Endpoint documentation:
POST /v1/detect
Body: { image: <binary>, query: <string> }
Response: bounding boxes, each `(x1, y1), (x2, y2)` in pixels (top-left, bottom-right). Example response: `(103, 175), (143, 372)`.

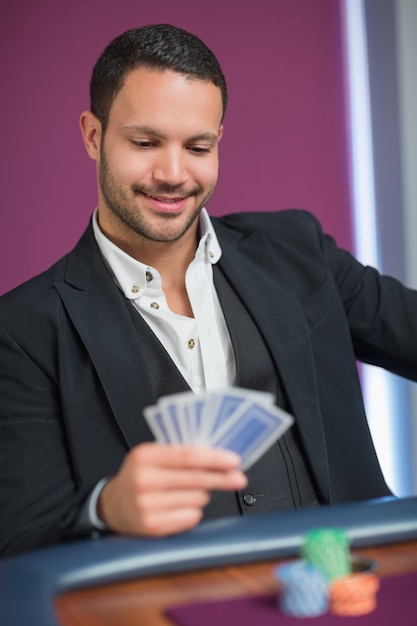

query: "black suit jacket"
(1, 209), (415, 556)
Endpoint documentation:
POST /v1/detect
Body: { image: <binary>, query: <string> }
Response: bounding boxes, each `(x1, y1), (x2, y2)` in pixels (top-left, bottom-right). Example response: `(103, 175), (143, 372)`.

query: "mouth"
(145, 193), (187, 204)
(140, 191), (190, 213)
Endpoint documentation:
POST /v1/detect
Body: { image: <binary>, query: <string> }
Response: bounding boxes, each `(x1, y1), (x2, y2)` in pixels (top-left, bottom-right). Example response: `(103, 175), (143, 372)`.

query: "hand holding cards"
(144, 388), (294, 471)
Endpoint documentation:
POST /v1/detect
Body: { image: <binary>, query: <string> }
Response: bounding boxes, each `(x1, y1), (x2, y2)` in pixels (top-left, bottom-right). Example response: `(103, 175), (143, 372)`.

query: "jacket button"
(243, 493), (256, 506)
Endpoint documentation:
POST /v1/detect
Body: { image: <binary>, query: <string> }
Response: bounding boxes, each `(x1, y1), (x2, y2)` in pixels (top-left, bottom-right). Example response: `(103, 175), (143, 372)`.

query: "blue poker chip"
(275, 560), (329, 617)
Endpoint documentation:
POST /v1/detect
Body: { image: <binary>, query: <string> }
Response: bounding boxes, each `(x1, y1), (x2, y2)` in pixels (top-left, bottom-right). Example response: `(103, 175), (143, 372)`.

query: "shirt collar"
(92, 208), (222, 300)
(197, 207), (222, 264)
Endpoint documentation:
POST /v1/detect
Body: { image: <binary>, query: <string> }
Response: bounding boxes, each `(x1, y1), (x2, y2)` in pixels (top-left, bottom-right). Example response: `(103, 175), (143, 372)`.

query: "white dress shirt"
(92, 208), (236, 393)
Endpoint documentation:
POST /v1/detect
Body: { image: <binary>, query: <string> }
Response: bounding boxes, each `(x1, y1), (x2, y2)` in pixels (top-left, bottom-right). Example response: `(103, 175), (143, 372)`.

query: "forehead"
(108, 67), (223, 130)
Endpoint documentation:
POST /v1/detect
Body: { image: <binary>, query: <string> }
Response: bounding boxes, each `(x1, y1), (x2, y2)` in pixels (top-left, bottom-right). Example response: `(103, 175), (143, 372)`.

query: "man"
(0, 24), (415, 558)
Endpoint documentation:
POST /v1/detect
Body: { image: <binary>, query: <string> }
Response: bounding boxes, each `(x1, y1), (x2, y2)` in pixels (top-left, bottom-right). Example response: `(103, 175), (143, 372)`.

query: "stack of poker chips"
(330, 565), (380, 616)
(276, 560), (329, 618)
(275, 528), (380, 618)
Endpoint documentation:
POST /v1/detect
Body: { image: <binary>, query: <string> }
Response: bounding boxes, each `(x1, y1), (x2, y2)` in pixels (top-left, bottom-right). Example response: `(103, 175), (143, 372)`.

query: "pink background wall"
(0, 0), (352, 295)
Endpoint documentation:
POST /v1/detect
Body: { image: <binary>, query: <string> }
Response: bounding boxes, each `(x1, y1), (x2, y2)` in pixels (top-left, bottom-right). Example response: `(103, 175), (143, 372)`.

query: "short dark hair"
(90, 24), (228, 131)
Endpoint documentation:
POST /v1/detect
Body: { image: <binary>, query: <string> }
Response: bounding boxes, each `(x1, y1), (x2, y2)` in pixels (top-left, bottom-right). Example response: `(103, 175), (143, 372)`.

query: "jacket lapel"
(214, 220), (330, 501)
(55, 224), (156, 448)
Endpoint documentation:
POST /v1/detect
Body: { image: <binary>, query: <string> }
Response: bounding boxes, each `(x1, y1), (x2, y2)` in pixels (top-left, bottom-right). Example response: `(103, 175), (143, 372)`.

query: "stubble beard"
(98, 148), (216, 244)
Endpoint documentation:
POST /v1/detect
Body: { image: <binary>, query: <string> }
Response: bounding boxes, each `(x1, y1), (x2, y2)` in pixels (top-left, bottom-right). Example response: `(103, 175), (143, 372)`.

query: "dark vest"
(124, 264), (320, 520)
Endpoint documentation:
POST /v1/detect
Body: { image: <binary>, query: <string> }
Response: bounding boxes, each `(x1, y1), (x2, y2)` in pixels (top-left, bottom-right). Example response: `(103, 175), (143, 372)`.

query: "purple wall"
(0, 0), (352, 295)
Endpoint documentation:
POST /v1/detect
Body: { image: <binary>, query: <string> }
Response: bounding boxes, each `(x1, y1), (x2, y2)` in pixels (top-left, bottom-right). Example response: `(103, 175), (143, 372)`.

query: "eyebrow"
(122, 125), (219, 144)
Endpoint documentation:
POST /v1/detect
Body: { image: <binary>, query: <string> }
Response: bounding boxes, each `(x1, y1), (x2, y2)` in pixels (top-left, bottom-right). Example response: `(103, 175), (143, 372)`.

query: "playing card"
(157, 397), (184, 444)
(209, 399), (293, 470)
(200, 388), (275, 442)
(142, 405), (171, 444)
(157, 391), (206, 443)
(143, 387), (293, 471)
(180, 395), (207, 443)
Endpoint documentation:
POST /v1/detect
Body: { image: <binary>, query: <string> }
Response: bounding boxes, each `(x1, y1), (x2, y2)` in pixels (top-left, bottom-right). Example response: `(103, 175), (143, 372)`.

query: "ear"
(79, 111), (102, 160)
(218, 124), (224, 143)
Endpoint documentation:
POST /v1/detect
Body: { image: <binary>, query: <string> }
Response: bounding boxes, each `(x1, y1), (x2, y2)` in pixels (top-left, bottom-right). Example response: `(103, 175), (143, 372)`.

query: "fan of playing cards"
(143, 388), (294, 471)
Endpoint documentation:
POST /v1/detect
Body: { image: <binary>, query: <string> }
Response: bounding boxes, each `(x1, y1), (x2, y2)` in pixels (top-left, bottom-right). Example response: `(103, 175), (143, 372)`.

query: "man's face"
(94, 67), (223, 250)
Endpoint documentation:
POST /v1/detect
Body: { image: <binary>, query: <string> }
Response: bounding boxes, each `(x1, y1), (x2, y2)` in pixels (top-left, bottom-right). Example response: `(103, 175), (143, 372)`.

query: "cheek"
(110, 154), (150, 183)
(192, 157), (219, 187)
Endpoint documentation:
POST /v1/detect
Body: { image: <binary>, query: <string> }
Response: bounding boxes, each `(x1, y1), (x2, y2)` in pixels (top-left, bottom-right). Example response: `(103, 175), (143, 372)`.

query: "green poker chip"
(302, 528), (351, 581)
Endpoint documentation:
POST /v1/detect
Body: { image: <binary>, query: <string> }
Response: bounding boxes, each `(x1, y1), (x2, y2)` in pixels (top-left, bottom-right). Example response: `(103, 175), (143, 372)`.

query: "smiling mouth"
(144, 193), (186, 204)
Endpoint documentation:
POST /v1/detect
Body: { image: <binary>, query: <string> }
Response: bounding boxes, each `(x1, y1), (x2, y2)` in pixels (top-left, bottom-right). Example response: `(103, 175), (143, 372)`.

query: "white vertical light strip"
(395, 0), (417, 493)
(342, 0), (397, 492)
(344, 1), (378, 268)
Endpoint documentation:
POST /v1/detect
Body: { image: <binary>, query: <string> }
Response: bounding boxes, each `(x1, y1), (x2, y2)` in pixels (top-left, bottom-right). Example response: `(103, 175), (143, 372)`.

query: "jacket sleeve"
(0, 326), (99, 557)
(319, 224), (417, 381)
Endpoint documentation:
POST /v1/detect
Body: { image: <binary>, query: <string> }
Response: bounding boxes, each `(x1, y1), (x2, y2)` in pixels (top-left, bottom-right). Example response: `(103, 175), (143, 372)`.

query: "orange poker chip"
(330, 573), (379, 616)
(331, 598), (377, 616)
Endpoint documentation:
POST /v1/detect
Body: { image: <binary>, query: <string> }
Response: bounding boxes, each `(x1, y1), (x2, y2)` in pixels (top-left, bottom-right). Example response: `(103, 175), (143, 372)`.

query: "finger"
(134, 488), (210, 513)
(132, 466), (247, 492)
(138, 507), (205, 537)
(130, 443), (242, 471)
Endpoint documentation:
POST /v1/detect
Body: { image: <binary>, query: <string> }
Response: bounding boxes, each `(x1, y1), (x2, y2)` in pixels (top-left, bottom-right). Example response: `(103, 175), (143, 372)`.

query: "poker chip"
(330, 571), (380, 616)
(274, 531), (380, 618)
(275, 560), (329, 617)
(302, 528), (351, 581)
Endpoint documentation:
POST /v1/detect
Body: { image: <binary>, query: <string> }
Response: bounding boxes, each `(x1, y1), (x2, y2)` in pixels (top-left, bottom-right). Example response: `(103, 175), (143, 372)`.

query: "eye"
(188, 146), (211, 154)
(130, 140), (156, 148)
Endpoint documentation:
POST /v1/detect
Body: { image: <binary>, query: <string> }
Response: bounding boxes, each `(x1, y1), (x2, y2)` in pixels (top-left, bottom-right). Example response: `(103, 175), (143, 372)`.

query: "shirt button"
(131, 285), (140, 294)
(150, 302), (160, 309)
(188, 338), (196, 349)
(146, 271), (153, 282)
(243, 493), (256, 506)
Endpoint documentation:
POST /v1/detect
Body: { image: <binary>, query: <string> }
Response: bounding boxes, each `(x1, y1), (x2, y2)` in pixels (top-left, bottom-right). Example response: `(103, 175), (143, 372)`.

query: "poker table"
(1, 496), (417, 626)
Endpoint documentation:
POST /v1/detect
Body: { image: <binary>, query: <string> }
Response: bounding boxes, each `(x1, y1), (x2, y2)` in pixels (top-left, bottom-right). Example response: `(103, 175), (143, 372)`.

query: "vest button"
(243, 493), (256, 506)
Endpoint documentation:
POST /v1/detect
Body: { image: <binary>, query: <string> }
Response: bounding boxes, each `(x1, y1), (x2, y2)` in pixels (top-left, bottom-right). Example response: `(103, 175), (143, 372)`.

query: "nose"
(152, 146), (188, 186)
